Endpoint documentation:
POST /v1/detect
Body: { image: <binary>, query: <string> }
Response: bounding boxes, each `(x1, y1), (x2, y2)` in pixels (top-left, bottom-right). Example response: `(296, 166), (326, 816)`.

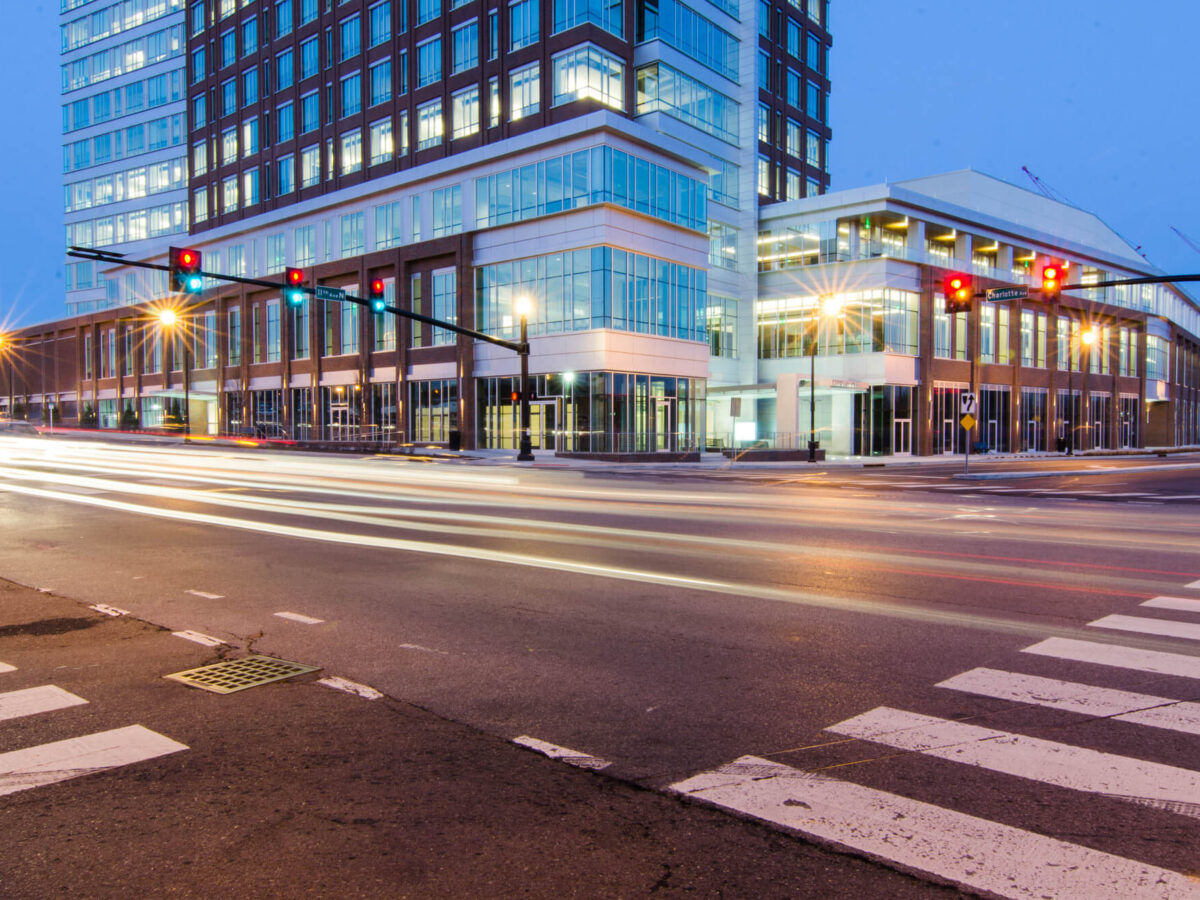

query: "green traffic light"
(371, 299), (386, 313)
(184, 275), (204, 293)
(287, 290), (305, 306)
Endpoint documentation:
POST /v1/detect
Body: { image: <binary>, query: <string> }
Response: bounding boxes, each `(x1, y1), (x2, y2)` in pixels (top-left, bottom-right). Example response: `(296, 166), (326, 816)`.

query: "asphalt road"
(2, 435), (1199, 897)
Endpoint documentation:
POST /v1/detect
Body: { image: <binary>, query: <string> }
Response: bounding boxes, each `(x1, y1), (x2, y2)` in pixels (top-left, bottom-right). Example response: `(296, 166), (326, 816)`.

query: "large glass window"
(369, 118), (393, 165)
(475, 145), (706, 232)
(635, 63), (738, 144)
(432, 270), (457, 345)
(634, 0), (733, 78)
(340, 129), (362, 174)
(554, 0), (622, 39)
(756, 290), (920, 359)
(369, 1), (392, 45)
(417, 99), (443, 149)
(301, 36), (319, 78)
(417, 0), (441, 25)
(432, 185), (462, 236)
(510, 0), (539, 49)
(340, 14), (361, 60)
(417, 36), (442, 87)
(341, 72), (362, 117)
(476, 246), (707, 342)
(510, 64), (541, 120)
(552, 44), (624, 110)
(451, 86), (479, 139)
(370, 58), (392, 105)
(452, 20), (478, 73)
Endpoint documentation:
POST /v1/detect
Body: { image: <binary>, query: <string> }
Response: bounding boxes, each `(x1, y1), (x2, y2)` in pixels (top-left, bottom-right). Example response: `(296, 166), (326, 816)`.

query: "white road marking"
(171, 630), (226, 647)
(0, 663), (15, 674)
(1100, 492), (1156, 498)
(0, 725), (188, 797)
(1088, 614), (1200, 642)
(1189, 579), (1200, 590)
(0, 686), (88, 723)
(1143, 596), (1200, 614)
(938, 668), (1200, 736)
(513, 736), (610, 770)
(669, 756), (1196, 900)
(89, 604), (128, 617)
(1024, 637), (1200, 680)
(274, 611), (324, 625)
(184, 590), (224, 600)
(318, 676), (382, 700)
(397, 642), (448, 655)
(828, 707), (1200, 812)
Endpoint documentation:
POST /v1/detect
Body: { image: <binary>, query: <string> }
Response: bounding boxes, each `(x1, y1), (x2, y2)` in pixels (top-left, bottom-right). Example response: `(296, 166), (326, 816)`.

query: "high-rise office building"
(60, 0), (190, 316)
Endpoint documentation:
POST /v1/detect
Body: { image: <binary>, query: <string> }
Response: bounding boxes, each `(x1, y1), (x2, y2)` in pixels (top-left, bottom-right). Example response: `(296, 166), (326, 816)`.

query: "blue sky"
(2, 0), (1197, 329)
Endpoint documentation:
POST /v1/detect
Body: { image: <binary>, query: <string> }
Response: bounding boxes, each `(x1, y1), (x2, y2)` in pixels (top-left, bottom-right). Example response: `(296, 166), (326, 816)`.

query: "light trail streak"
(0, 477), (1174, 646)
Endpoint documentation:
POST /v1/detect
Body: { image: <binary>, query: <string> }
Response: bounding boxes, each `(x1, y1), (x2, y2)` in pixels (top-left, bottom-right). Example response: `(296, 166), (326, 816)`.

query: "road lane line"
(1142, 596), (1200, 614)
(0, 663), (15, 674)
(0, 686), (88, 722)
(318, 676), (382, 700)
(0, 725), (188, 797)
(184, 590), (224, 600)
(938, 668), (1200, 736)
(668, 756), (1196, 900)
(171, 630), (226, 647)
(1023, 637), (1200, 679)
(827, 707), (1200, 812)
(1088, 614), (1200, 642)
(274, 611), (324, 625)
(513, 736), (610, 770)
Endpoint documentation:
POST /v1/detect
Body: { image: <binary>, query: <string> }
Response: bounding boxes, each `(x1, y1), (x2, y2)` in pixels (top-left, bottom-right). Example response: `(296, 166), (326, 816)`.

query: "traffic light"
(1041, 263), (1065, 300)
(169, 247), (203, 294)
(943, 272), (972, 314)
(284, 267), (306, 306)
(368, 278), (386, 313)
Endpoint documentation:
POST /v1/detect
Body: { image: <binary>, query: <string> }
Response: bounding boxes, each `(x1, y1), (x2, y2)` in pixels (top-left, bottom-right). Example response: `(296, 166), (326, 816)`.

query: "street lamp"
(809, 295), (843, 462)
(157, 308), (189, 438)
(1065, 323), (1098, 455)
(514, 295), (534, 461)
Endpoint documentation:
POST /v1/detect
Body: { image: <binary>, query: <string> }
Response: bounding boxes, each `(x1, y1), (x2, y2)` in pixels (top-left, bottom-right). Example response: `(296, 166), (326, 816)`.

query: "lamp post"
(515, 295), (534, 461)
(809, 295), (842, 462)
(1066, 323), (1098, 455)
(158, 309), (189, 439)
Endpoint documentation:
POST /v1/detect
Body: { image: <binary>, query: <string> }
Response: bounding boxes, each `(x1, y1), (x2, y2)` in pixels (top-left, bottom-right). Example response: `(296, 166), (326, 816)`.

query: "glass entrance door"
(530, 399), (556, 450)
(892, 419), (911, 455)
(652, 397), (676, 451)
(328, 403), (353, 441)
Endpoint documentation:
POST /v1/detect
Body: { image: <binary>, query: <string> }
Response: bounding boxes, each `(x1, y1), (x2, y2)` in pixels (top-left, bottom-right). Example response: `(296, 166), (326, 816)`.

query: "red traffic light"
(286, 267), (305, 285)
(370, 278), (385, 296)
(169, 246), (203, 294)
(942, 272), (972, 314)
(1041, 263), (1064, 299)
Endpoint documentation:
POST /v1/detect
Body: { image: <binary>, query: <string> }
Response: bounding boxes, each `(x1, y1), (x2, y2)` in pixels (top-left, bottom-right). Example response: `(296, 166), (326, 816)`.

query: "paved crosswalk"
(0, 661), (187, 799)
(672, 581), (1200, 896)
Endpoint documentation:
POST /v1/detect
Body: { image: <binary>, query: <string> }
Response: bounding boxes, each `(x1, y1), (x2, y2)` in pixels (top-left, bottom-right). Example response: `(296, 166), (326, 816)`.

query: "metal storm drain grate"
(165, 655), (321, 694)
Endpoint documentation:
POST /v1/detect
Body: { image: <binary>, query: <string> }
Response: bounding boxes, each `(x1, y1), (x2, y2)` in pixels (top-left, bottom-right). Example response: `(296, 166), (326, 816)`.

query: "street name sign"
(314, 285), (346, 302)
(985, 287), (1029, 302)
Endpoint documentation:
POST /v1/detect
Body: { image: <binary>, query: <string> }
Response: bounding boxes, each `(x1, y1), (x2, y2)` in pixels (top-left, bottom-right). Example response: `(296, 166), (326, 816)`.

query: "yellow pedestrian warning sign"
(960, 414), (977, 431)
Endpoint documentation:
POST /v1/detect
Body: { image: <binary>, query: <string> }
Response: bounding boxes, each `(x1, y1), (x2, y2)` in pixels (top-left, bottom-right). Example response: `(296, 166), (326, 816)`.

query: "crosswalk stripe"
(0, 686), (88, 723)
(1189, 579), (1200, 590)
(827, 707), (1200, 812)
(1143, 596), (1200, 614)
(1023, 637), (1200, 680)
(513, 736), (610, 770)
(0, 725), (188, 797)
(669, 756), (1196, 899)
(938, 668), (1200, 736)
(1088, 614), (1200, 642)
(0, 663), (14, 674)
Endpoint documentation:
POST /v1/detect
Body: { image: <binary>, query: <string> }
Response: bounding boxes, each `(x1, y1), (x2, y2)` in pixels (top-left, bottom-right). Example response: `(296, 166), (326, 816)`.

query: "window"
(418, 0), (441, 25)
(398, 109), (410, 155)
(375, 200), (402, 249)
(451, 86), (479, 139)
(369, 2), (391, 45)
(242, 117), (259, 156)
(509, 63), (540, 120)
(278, 100), (295, 142)
(192, 140), (208, 176)
(220, 29), (236, 68)
(340, 299), (360, 354)
(295, 224), (316, 264)
(757, 103), (769, 143)
(417, 99), (443, 149)
(266, 300), (281, 362)
(785, 119), (801, 157)
(193, 94), (208, 128)
(369, 118), (393, 165)
(806, 79), (823, 121)
(277, 154), (295, 194)
(369, 59), (391, 105)
(191, 47), (206, 83)
(228, 308), (242, 364)
(191, 2), (206, 36)
(241, 17), (257, 56)
(489, 76), (500, 126)
(374, 280), (397, 351)
(243, 68), (258, 106)
(432, 269), (456, 345)
(510, 0), (539, 49)
(221, 78), (237, 115)
(341, 72), (361, 117)
(552, 44), (623, 110)
(301, 144), (320, 186)
(807, 32), (823, 72)
(293, 302), (310, 359)
(452, 20), (478, 74)
(757, 156), (770, 196)
(340, 14), (361, 60)
(553, 0), (623, 38)
(786, 169), (800, 200)
(276, 0), (293, 36)
(398, 49), (409, 94)
(417, 37), (441, 87)
(635, 63), (738, 144)
(193, 186), (208, 222)
(300, 0), (317, 25)
(341, 212), (365, 257)
(432, 184), (462, 236)
(243, 168), (260, 205)
(806, 129), (821, 167)
(301, 36), (319, 79)
(222, 126), (238, 164)
(300, 91), (319, 133)
(266, 233), (286, 274)
(340, 129), (362, 174)
(488, 9), (499, 59)
(222, 174), (238, 211)
(277, 48), (295, 89)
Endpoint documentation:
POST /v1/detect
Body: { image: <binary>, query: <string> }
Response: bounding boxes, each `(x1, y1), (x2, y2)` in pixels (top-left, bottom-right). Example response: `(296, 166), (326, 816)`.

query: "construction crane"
(1170, 226), (1200, 257)
(1021, 166), (1072, 205)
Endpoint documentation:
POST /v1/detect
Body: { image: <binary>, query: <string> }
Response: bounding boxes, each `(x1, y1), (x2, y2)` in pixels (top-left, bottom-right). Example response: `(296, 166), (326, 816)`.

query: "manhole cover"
(165, 655), (321, 694)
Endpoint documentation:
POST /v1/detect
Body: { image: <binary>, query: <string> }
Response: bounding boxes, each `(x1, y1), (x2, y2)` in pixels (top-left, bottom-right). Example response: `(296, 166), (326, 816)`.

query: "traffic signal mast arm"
(68, 245), (526, 354)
